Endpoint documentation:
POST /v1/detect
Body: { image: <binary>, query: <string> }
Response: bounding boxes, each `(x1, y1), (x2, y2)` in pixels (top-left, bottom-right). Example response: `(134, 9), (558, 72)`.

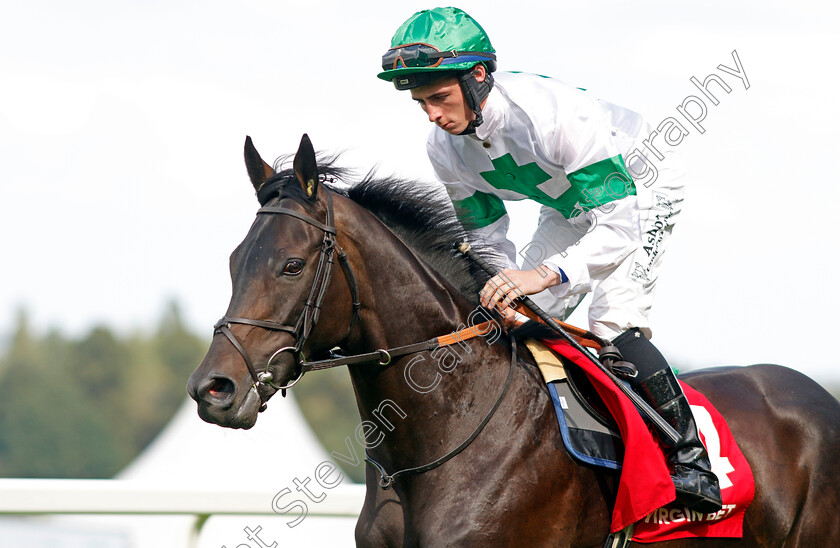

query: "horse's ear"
(293, 134), (319, 201)
(244, 136), (275, 193)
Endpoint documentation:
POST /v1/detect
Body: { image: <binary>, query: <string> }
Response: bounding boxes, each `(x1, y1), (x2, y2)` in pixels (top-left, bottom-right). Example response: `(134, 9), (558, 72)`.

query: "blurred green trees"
(2, 305), (837, 483)
(0, 303), (205, 478)
(0, 303), (363, 480)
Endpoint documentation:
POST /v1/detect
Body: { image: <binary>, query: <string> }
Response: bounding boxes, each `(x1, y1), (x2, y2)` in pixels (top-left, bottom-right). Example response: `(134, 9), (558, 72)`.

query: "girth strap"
(604, 523), (636, 548)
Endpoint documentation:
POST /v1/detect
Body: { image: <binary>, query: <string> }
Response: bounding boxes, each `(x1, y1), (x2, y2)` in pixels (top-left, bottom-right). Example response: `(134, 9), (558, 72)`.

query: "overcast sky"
(2, 0), (839, 382)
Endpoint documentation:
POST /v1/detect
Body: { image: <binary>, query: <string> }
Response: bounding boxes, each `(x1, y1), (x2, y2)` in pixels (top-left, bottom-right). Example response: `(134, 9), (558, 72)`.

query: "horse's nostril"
(207, 377), (235, 399)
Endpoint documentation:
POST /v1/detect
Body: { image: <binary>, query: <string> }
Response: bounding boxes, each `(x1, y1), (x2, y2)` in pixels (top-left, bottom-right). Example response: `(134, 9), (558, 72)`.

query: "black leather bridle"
(213, 189), (360, 394)
(208, 182), (522, 492)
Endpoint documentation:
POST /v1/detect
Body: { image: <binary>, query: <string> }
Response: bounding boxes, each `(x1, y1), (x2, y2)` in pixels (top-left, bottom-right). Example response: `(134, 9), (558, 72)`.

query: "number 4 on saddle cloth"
(525, 339), (756, 542)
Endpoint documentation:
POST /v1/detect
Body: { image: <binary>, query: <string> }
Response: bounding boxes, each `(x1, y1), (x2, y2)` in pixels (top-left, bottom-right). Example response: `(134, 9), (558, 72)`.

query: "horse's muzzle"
(188, 371), (261, 429)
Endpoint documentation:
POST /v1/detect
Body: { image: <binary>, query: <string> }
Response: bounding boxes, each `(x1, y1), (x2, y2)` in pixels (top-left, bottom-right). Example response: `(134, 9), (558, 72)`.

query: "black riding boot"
(613, 329), (722, 514)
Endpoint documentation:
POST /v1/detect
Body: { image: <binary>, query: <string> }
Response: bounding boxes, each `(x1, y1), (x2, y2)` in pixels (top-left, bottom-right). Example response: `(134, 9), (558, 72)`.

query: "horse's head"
(187, 135), (355, 429)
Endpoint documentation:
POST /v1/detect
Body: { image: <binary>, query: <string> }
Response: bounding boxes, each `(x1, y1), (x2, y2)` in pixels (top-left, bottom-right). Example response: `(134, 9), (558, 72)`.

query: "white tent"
(119, 394), (331, 482)
(117, 394), (361, 548)
(118, 391), (355, 548)
(1, 395), (362, 548)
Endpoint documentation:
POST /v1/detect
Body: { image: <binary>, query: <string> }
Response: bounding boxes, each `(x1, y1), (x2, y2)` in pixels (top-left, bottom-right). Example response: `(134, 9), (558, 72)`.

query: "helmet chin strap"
(458, 67), (494, 135)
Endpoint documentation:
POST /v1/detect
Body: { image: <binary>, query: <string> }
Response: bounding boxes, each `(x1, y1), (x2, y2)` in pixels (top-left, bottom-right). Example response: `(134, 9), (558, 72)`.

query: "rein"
(365, 336), (518, 490)
(300, 319), (498, 372)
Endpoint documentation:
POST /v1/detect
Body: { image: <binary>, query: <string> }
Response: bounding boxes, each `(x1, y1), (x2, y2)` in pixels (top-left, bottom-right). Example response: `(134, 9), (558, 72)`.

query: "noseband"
(213, 189), (360, 395)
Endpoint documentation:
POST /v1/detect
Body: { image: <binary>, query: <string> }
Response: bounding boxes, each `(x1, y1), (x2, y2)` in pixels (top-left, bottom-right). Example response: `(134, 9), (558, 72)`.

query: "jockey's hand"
(479, 266), (562, 325)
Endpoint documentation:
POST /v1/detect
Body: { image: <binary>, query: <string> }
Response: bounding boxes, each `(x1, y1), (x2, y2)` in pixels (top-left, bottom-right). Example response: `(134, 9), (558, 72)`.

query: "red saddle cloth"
(541, 339), (755, 541)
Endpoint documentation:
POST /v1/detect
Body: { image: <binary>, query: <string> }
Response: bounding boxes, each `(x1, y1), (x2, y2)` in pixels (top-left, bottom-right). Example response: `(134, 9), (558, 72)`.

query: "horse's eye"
(283, 259), (305, 276)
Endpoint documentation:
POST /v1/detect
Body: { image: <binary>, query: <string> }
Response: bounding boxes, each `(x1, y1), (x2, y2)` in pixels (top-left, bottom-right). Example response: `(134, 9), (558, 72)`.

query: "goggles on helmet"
(381, 42), (497, 72)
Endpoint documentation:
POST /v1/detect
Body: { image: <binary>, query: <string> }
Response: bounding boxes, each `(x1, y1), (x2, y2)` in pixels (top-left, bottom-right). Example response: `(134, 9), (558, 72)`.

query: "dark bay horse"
(188, 135), (840, 547)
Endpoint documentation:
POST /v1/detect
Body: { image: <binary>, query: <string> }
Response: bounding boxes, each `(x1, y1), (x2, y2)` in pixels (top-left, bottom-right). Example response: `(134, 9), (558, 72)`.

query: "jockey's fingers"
(489, 295), (511, 315)
(502, 306), (518, 326)
(486, 275), (507, 292)
(479, 281), (494, 306)
(480, 283), (500, 307)
(488, 288), (507, 311)
(480, 275), (523, 316)
(483, 278), (504, 298)
(495, 271), (520, 289)
(501, 290), (520, 309)
(486, 288), (510, 314)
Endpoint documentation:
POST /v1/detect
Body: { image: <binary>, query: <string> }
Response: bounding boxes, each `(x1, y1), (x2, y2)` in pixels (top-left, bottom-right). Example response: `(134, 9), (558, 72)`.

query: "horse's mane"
(263, 155), (503, 304)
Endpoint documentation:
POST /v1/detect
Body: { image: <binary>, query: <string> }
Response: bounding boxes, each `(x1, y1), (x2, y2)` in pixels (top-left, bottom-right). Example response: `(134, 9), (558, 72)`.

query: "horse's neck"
(343, 209), (472, 351)
(339, 207), (513, 467)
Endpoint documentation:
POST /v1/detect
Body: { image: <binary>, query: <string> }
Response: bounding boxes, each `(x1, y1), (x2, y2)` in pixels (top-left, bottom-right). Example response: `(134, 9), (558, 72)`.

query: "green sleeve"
(565, 154), (636, 211)
(451, 190), (507, 229)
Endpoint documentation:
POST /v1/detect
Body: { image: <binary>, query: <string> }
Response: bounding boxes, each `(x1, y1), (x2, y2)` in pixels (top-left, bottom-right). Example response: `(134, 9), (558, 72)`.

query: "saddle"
(525, 339), (624, 470)
(523, 338), (756, 543)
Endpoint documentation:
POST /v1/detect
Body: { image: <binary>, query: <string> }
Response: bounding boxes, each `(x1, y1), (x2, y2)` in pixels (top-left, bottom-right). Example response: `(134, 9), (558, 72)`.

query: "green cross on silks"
(479, 153), (634, 219)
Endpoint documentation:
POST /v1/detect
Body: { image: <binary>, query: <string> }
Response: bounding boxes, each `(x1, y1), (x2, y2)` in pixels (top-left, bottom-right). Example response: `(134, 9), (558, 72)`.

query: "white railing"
(0, 479), (366, 547)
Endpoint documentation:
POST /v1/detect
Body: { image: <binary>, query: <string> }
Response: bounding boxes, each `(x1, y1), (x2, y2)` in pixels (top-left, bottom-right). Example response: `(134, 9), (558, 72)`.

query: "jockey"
(378, 7), (722, 513)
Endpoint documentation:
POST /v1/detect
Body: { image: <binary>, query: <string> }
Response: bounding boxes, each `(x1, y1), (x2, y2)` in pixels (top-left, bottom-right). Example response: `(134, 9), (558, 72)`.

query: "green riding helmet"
(378, 7), (497, 133)
(377, 7), (496, 90)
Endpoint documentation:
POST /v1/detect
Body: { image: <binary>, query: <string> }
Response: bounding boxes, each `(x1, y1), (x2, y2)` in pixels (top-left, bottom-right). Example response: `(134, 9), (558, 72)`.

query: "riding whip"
(455, 241), (682, 446)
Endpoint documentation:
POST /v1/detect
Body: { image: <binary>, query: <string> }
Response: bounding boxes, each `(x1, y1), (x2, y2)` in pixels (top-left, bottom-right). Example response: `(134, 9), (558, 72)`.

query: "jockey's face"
(410, 66), (486, 135)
